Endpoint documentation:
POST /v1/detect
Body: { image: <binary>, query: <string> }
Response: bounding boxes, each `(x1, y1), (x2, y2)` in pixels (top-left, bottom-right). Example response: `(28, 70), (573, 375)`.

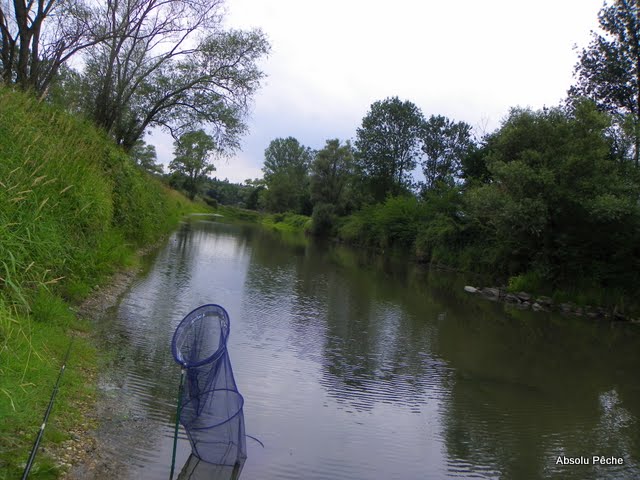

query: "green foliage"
(373, 196), (426, 248)
(461, 143), (492, 185)
(415, 215), (459, 262)
(465, 101), (640, 289)
(78, 1), (269, 150)
(420, 115), (474, 192)
(262, 137), (312, 213)
(204, 178), (253, 206)
(0, 87), (205, 475)
(170, 130), (217, 200)
(355, 97), (424, 202)
(569, 0), (640, 165)
(311, 203), (337, 236)
(310, 139), (355, 214)
(216, 205), (261, 223)
(130, 140), (163, 175)
(244, 181), (265, 210)
(338, 196), (426, 250)
(262, 212), (311, 233)
(507, 271), (548, 294)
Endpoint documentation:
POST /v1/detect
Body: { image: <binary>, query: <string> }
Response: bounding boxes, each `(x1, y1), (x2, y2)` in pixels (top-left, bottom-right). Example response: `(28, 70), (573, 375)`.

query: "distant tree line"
(251, 0), (640, 304)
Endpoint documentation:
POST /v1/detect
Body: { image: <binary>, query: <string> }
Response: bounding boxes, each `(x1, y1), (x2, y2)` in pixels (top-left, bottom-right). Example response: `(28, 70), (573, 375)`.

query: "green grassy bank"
(0, 87), (208, 478)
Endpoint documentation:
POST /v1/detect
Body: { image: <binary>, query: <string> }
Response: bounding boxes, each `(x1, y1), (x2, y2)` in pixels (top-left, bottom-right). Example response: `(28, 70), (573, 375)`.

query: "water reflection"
(177, 454), (244, 480)
(94, 218), (640, 479)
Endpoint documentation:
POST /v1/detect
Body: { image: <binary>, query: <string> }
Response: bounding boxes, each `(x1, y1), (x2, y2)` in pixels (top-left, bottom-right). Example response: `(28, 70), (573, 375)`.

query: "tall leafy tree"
(0, 0), (99, 94)
(355, 97), (424, 202)
(262, 137), (312, 213)
(569, 0), (640, 165)
(310, 139), (355, 212)
(130, 140), (163, 175)
(77, 0), (269, 151)
(169, 130), (216, 199)
(420, 115), (474, 192)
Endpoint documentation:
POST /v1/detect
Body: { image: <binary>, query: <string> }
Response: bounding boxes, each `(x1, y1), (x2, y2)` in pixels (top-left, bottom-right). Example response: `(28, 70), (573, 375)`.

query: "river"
(89, 216), (640, 479)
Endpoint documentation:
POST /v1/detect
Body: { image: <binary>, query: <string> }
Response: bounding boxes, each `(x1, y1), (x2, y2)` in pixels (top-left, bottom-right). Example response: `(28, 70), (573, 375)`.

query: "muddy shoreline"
(57, 241), (166, 479)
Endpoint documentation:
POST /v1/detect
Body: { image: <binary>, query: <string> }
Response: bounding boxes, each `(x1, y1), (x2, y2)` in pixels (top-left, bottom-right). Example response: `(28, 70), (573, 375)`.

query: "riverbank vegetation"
(250, 100), (640, 313)
(217, 0), (640, 314)
(0, 88), (209, 477)
(1, 0), (269, 475)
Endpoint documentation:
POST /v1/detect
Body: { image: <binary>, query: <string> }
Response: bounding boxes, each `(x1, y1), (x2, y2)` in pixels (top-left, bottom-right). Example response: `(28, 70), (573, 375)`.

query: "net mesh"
(172, 304), (247, 467)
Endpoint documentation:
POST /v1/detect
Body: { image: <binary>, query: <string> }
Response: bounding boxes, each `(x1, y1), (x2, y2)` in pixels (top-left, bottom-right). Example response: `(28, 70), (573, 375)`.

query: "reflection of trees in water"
(436, 305), (640, 479)
(245, 233), (449, 412)
(317, 259), (453, 413)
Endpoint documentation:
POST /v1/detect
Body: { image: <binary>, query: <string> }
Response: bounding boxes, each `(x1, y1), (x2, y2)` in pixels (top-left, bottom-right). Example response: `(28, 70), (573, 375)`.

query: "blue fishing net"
(172, 304), (247, 468)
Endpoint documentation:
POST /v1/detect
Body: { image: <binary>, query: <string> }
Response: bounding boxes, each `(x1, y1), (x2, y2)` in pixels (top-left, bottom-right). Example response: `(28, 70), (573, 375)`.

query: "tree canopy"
(169, 129), (217, 199)
(466, 101), (640, 285)
(310, 139), (355, 213)
(0, 0), (98, 94)
(420, 115), (474, 192)
(1, 0), (270, 153)
(130, 140), (163, 175)
(81, 0), (269, 151)
(569, 0), (640, 165)
(262, 137), (313, 213)
(355, 97), (424, 202)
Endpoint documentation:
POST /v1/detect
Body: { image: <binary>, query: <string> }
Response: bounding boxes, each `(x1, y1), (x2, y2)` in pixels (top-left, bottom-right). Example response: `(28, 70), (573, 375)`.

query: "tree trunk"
(633, 0), (640, 168)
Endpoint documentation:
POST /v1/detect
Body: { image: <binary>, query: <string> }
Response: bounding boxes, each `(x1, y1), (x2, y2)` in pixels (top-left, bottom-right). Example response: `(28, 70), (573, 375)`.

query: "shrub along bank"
(0, 87), (208, 478)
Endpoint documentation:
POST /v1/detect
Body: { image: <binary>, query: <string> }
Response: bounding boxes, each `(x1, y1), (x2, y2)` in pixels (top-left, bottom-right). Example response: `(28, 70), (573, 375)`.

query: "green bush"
(373, 196), (425, 248)
(311, 203), (336, 236)
(507, 271), (548, 294)
(415, 215), (458, 261)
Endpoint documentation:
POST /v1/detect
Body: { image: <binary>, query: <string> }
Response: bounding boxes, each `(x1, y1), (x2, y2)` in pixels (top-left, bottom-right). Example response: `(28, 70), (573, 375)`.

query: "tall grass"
(262, 212), (311, 233)
(0, 87), (206, 477)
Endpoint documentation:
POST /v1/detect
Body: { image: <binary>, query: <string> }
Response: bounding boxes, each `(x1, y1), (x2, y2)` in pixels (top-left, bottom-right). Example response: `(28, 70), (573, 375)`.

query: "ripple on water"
(91, 220), (640, 480)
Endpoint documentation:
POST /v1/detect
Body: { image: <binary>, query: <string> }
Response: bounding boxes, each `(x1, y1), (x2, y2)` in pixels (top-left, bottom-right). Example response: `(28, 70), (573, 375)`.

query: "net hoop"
(171, 304), (231, 368)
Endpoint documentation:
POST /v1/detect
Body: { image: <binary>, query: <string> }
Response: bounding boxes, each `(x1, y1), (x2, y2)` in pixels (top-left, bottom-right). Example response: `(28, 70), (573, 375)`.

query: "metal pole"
(21, 338), (73, 480)
(169, 367), (185, 480)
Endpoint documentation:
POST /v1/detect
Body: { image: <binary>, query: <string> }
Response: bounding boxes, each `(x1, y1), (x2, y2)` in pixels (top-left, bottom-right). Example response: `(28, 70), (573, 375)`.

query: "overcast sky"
(151, 0), (604, 183)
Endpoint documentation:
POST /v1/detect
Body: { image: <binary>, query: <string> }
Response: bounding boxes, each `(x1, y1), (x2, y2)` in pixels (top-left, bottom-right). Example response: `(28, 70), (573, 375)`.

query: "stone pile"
(463, 286), (638, 323)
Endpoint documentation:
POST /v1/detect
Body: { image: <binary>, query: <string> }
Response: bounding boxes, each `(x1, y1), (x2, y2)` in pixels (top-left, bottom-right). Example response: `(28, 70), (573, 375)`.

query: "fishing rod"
(21, 337), (74, 480)
(169, 367), (186, 480)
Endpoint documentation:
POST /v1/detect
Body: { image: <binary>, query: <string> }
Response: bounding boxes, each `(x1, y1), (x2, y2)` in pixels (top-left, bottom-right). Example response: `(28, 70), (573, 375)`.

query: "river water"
(92, 216), (640, 479)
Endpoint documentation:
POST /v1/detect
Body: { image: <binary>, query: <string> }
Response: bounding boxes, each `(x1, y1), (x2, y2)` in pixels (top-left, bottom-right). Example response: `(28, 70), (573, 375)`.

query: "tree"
(244, 178), (266, 210)
(77, 0), (269, 151)
(262, 137), (312, 213)
(130, 140), (163, 175)
(310, 139), (355, 212)
(355, 97), (424, 202)
(460, 144), (492, 185)
(420, 115), (474, 192)
(569, 0), (640, 165)
(0, 0), (99, 94)
(169, 130), (216, 199)
(465, 101), (640, 287)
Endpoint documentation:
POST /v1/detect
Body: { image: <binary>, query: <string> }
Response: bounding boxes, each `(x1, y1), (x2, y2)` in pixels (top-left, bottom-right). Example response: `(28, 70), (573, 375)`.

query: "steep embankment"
(0, 88), (204, 478)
